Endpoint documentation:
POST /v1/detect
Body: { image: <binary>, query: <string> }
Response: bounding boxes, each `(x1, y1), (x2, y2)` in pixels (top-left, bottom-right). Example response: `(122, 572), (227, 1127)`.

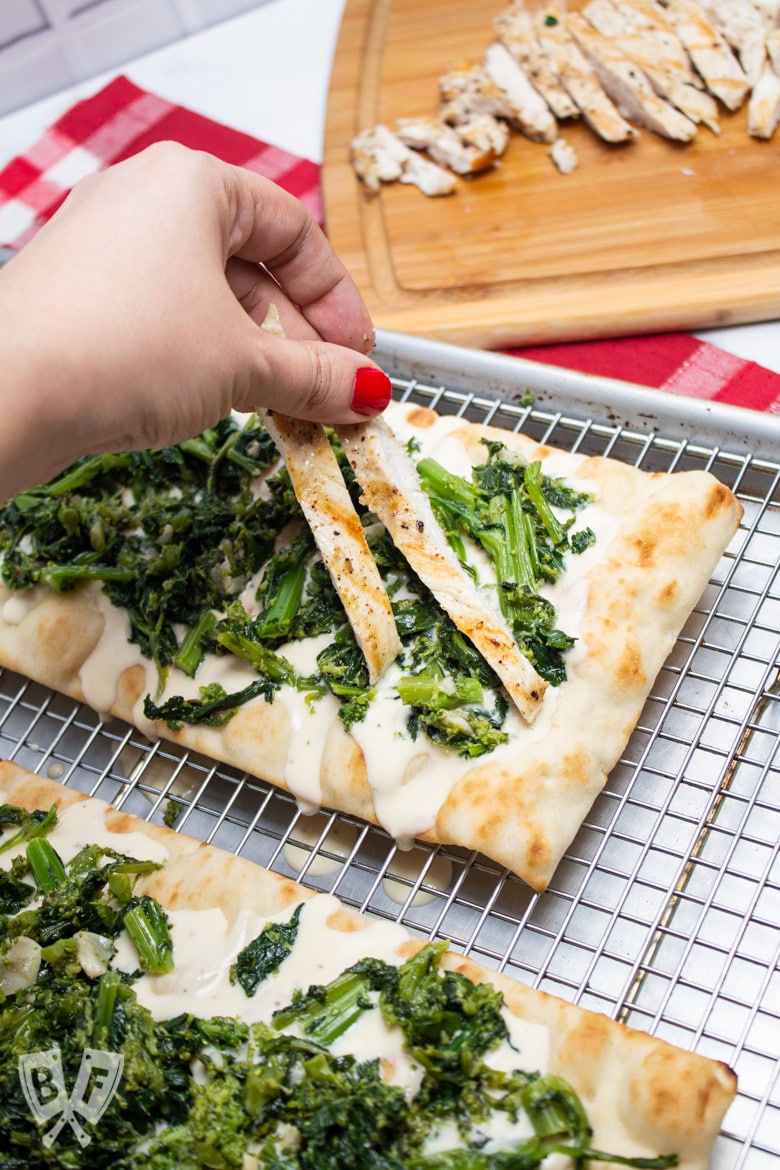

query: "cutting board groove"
(322, 0), (780, 348)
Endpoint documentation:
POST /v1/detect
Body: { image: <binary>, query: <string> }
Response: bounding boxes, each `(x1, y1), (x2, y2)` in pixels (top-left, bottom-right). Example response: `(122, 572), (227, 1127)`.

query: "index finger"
(224, 165), (375, 355)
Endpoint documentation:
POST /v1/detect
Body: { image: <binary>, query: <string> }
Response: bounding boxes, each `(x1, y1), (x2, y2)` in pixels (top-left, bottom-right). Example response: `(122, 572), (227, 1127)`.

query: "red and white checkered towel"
(0, 75), (321, 247)
(1, 75), (778, 413)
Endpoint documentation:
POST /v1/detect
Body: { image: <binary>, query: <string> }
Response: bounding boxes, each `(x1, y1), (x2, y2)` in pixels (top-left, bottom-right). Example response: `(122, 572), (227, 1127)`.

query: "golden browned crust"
(0, 763), (737, 1169)
(0, 404), (744, 890)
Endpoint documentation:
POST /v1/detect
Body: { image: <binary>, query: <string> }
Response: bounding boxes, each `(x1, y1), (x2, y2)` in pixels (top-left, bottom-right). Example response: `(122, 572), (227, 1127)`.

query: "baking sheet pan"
(2, 343), (778, 1166)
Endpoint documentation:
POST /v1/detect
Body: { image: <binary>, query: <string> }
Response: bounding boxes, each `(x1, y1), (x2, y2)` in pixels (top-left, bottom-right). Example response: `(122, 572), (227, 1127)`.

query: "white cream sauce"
(349, 663), (467, 848)
(0, 794), (169, 867)
(79, 591), (153, 713)
(1, 583), (48, 625)
(325, 995), (425, 1099)
(276, 685), (337, 814)
(113, 893), (410, 1024)
(282, 814), (358, 877)
(382, 848), (453, 907)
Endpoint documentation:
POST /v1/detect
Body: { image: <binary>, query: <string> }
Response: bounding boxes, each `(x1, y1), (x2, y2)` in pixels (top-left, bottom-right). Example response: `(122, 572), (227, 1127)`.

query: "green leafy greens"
(0, 418), (593, 760)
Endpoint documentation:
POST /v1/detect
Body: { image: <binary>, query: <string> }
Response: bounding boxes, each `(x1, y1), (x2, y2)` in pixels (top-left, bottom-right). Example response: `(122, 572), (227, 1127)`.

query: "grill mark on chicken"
(664, 0), (751, 110)
(568, 11), (699, 138)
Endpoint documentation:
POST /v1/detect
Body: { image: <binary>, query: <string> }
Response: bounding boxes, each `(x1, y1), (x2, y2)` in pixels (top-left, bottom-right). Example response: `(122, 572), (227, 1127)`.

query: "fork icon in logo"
(18, 1047), (124, 1148)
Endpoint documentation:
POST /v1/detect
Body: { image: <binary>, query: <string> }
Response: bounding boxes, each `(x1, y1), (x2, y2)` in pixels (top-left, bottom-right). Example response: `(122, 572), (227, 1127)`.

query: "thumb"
(234, 335), (393, 425)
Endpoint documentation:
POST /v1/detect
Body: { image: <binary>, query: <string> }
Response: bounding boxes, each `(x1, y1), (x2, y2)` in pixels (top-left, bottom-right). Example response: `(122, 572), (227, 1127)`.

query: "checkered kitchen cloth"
(0, 75), (321, 247)
(1, 75), (778, 412)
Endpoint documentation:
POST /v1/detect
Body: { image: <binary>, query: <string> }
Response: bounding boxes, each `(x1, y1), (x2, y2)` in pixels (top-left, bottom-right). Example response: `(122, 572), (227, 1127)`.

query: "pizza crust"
(0, 761), (737, 1168)
(0, 403), (743, 889)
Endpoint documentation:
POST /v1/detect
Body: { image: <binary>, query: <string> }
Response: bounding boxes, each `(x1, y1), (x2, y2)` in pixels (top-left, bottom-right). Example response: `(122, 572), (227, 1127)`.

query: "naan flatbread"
(0, 762), (737, 1169)
(0, 403), (742, 890)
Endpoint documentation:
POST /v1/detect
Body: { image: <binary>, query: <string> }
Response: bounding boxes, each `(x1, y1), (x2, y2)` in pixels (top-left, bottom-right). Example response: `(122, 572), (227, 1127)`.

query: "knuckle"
(301, 348), (335, 416)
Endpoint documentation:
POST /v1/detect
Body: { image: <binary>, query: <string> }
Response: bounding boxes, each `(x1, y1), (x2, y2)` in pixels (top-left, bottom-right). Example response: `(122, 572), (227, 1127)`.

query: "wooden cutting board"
(321, 0), (780, 349)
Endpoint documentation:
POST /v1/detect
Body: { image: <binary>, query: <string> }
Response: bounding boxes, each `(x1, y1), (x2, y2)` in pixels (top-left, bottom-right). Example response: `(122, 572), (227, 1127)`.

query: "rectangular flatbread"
(0, 762), (737, 1166)
(0, 401), (742, 890)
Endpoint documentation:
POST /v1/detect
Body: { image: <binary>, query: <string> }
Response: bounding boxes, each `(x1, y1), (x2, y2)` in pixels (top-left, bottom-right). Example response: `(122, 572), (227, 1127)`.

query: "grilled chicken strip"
(494, 1), (581, 119)
(439, 55), (557, 144)
(753, 0), (780, 28)
(747, 58), (780, 136)
(395, 115), (508, 175)
(568, 11), (699, 138)
(258, 308), (401, 684)
(482, 41), (560, 142)
(664, 0), (751, 109)
(351, 124), (456, 196)
(700, 0), (768, 85)
(549, 137), (580, 171)
(534, 4), (640, 141)
(259, 410), (401, 684)
(583, 0), (721, 131)
(335, 417), (548, 724)
(617, 0), (703, 83)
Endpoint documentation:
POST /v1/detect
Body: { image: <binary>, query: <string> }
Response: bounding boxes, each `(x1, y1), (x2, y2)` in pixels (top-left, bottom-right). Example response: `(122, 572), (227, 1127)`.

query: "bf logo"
(18, 1047), (124, 1148)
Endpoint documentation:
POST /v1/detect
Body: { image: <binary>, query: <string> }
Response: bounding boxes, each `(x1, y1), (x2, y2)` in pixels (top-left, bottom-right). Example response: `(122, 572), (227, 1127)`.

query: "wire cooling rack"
(0, 344), (778, 1169)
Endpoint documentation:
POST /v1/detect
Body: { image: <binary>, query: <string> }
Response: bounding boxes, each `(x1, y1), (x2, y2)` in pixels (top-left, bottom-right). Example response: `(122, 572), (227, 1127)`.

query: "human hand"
(0, 142), (391, 497)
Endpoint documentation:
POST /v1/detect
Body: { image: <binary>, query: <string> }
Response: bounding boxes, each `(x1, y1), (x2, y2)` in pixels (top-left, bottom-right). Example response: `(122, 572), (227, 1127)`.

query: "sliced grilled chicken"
(395, 115), (508, 174)
(457, 112), (513, 155)
(568, 11), (699, 138)
(752, 0), (780, 28)
(335, 417), (548, 724)
(664, 0), (751, 109)
(534, 4), (640, 141)
(617, 0), (703, 83)
(494, 2), (581, 118)
(439, 56), (557, 143)
(351, 124), (456, 196)
(700, 0), (767, 84)
(747, 58), (780, 135)
(584, 0), (721, 131)
(257, 308), (401, 684)
(482, 41), (560, 142)
(259, 410), (402, 683)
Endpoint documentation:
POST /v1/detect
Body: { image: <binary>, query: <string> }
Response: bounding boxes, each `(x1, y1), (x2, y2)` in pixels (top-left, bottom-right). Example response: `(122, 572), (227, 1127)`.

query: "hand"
(0, 142), (391, 498)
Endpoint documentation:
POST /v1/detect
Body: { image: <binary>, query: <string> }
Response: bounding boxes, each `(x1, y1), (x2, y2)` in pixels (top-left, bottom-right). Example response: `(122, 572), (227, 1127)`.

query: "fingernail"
(351, 367), (392, 416)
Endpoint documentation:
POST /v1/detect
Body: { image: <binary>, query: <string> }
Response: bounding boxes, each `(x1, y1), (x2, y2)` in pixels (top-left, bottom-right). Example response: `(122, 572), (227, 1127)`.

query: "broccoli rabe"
(0, 802), (57, 856)
(0, 418), (595, 759)
(0, 831), (162, 954)
(392, 598), (509, 758)
(0, 416), (297, 682)
(416, 443), (593, 687)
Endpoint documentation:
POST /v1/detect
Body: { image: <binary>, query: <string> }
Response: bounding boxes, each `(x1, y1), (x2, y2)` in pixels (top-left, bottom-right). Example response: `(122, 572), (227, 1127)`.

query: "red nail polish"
(352, 367), (392, 416)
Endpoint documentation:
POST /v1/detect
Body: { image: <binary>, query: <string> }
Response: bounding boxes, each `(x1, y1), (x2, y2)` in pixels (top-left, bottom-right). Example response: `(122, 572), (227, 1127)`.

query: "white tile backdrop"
(0, 0), (269, 115)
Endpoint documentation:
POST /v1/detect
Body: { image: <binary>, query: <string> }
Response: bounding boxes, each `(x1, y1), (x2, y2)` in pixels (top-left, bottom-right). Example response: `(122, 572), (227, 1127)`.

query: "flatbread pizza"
(0, 762), (737, 1166)
(0, 401), (742, 889)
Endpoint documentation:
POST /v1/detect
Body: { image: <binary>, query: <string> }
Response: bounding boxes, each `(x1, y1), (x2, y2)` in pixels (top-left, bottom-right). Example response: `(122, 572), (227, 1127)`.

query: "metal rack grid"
(1, 362), (778, 1169)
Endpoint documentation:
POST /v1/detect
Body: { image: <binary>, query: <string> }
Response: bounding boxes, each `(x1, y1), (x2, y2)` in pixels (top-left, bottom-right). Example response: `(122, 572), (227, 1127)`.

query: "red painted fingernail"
(351, 367), (392, 416)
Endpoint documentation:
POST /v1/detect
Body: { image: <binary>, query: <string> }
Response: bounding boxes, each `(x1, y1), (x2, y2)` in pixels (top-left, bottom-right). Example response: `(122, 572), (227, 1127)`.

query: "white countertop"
(0, 0), (777, 375)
